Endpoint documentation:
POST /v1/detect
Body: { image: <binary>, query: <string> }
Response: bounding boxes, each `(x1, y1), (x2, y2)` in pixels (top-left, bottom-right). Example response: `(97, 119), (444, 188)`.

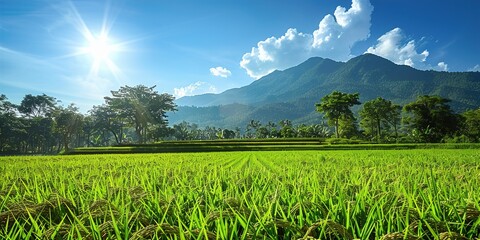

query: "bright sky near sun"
(1, 0), (479, 112)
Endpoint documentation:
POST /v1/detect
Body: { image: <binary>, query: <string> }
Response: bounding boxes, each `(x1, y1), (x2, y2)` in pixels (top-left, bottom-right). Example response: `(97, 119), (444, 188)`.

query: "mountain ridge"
(170, 54), (480, 128)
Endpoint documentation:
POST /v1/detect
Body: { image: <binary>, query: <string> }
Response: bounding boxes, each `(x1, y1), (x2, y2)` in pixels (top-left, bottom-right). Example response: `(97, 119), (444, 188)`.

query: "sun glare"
(59, 1), (130, 81)
(87, 35), (112, 61)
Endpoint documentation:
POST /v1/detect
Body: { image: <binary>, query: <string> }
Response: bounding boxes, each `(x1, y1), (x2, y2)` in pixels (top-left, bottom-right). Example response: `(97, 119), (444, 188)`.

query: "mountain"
(170, 54), (480, 128)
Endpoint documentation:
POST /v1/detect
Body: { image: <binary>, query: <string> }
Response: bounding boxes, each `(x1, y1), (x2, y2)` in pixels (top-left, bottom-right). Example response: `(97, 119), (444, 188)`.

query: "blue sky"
(1, 0), (479, 111)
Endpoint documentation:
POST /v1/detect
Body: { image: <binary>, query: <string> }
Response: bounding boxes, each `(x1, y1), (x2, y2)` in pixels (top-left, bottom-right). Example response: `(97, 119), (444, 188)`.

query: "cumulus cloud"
(240, 0), (374, 79)
(365, 28), (429, 68)
(173, 81), (217, 98)
(209, 66), (232, 78)
(366, 28), (451, 71)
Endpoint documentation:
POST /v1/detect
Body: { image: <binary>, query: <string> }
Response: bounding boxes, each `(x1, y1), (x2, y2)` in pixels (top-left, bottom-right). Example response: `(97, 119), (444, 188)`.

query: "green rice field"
(1, 150), (479, 239)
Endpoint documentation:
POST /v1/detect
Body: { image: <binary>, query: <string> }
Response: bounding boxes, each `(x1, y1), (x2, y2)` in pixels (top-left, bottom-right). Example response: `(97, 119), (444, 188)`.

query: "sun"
(76, 30), (123, 79)
(86, 34), (112, 61)
(73, 27), (127, 80)
(57, 1), (130, 81)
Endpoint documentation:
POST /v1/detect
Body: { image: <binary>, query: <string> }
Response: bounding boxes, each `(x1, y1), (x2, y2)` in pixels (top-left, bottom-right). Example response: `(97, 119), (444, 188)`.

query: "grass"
(0, 150), (479, 239)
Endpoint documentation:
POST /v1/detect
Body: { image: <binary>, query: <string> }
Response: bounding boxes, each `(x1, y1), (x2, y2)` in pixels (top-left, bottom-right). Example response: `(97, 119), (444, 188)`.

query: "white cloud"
(436, 62), (448, 71)
(209, 66), (232, 78)
(240, 0), (374, 79)
(469, 64), (480, 72)
(173, 81), (217, 98)
(365, 28), (452, 71)
(365, 28), (429, 68)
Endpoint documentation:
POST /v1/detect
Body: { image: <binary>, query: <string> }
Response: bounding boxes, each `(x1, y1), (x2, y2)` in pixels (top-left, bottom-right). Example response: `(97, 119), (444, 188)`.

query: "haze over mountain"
(170, 54), (480, 128)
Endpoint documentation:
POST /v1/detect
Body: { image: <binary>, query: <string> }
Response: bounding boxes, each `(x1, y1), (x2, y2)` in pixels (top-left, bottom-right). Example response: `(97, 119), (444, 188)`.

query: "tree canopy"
(403, 95), (460, 142)
(360, 97), (401, 141)
(104, 85), (176, 143)
(315, 91), (360, 138)
(18, 94), (57, 118)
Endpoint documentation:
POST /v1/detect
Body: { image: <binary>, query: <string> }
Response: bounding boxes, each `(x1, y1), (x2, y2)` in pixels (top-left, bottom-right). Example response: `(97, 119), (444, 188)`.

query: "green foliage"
(0, 95), (26, 153)
(279, 119), (295, 138)
(461, 108), (480, 142)
(1, 150), (479, 239)
(0, 86), (178, 154)
(55, 105), (84, 151)
(315, 91), (361, 138)
(18, 94), (57, 118)
(360, 97), (401, 142)
(3, 72), (480, 155)
(105, 85), (176, 143)
(403, 95), (461, 142)
(89, 104), (125, 145)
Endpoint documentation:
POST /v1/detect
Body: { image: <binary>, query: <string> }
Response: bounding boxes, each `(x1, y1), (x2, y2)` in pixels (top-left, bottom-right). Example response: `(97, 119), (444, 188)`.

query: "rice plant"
(0, 149), (479, 239)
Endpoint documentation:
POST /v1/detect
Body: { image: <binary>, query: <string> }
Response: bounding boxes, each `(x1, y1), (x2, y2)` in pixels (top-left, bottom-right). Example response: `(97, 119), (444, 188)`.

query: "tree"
(172, 121), (190, 140)
(461, 108), (480, 142)
(90, 104), (125, 144)
(82, 116), (95, 147)
(359, 97), (401, 141)
(309, 124), (331, 138)
(221, 129), (236, 139)
(266, 121), (278, 138)
(338, 116), (359, 139)
(246, 120), (261, 138)
(0, 95), (26, 153)
(296, 124), (311, 138)
(315, 91), (361, 138)
(279, 119), (296, 138)
(403, 95), (460, 142)
(104, 85), (176, 143)
(18, 94), (57, 118)
(385, 104), (402, 140)
(17, 94), (58, 153)
(55, 104), (84, 151)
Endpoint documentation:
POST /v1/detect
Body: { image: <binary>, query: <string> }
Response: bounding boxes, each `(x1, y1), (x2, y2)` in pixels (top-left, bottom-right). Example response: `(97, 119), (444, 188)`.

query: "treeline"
(1, 87), (480, 154)
(169, 120), (330, 141)
(315, 91), (480, 143)
(0, 85), (176, 154)
(172, 91), (480, 144)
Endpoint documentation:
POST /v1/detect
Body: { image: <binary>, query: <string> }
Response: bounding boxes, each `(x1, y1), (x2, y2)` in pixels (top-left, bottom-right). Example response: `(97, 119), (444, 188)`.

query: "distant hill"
(170, 54), (480, 128)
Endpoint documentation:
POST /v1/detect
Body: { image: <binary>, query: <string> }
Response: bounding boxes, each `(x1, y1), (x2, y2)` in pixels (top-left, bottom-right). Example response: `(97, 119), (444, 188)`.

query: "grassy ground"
(1, 150), (479, 239)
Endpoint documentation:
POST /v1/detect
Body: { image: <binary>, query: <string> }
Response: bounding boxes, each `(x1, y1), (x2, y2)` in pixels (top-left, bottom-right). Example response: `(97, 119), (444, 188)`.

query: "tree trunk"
(394, 124), (398, 142)
(109, 128), (120, 144)
(376, 118), (381, 141)
(63, 134), (69, 152)
(335, 119), (339, 138)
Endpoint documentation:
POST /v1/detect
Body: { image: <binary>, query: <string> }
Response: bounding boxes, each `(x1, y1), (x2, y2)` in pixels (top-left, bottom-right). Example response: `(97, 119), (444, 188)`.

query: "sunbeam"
(55, 1), (128, 83)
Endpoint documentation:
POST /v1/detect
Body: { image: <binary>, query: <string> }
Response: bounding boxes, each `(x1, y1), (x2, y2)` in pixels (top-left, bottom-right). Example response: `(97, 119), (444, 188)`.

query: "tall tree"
(18, 94), (57, 118)
(315, 91), (360, 138)
(90, 104), (125, 144)
(403, 95), (460, 142)
(360, 97), (401, 141)
(0, 95), (26, 153)
(104, 85), (176, 143)
(17, 94), (58, 153)
(55, 104), (84, 151)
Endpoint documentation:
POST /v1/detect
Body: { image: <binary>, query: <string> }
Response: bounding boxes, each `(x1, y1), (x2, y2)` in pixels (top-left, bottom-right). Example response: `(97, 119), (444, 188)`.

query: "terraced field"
(1, 150), (479, 239)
